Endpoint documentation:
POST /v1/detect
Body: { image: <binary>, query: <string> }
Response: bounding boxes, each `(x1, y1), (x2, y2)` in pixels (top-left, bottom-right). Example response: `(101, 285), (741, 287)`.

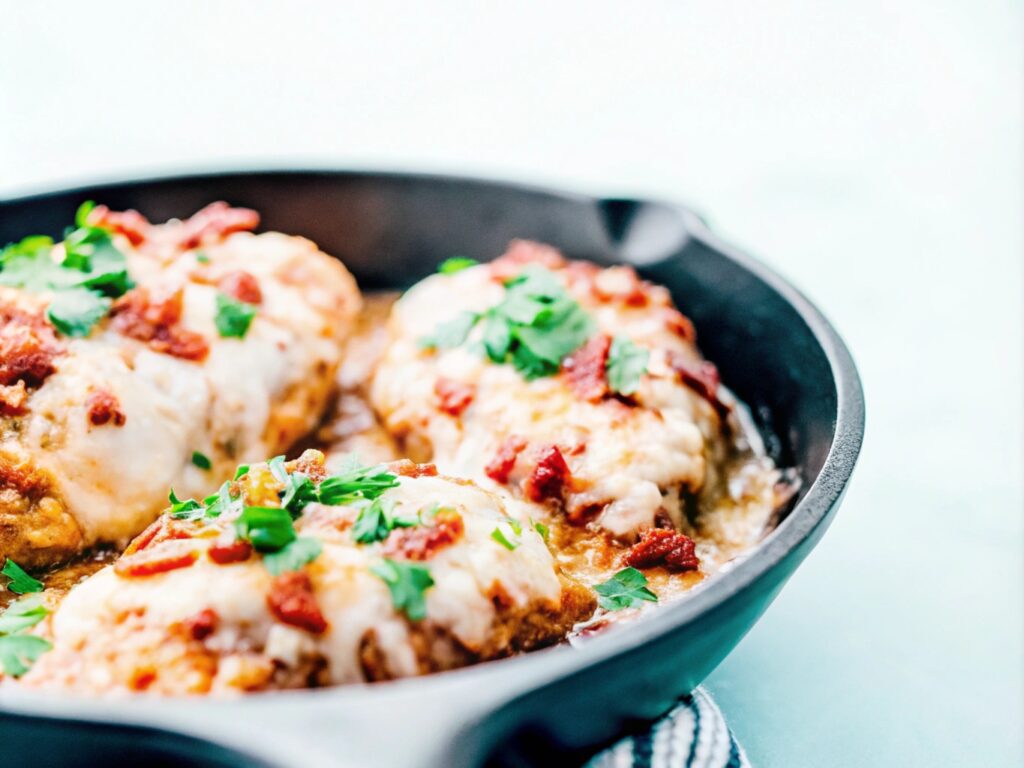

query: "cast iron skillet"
(0, 170), (864, 768)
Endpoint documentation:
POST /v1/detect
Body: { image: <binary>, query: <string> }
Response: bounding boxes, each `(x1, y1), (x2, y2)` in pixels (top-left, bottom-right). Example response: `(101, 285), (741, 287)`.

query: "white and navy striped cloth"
(586, 688), (750, 768)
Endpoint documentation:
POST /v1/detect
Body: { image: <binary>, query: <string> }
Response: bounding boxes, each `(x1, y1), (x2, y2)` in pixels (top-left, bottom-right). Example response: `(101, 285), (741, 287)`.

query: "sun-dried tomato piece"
(110, 287), (210, 361)
(0, 307), (63, 388)
(123, 516), (194, 556)
(386, 460), (438, 479)
(86, 205), (152, 246)
(524, 445), (572, 504)
(562, 334), (611, 401)
(208, 538), (253, 565)
(175, 202), (260, 249)
(434, 377), (475, 417)
(383, 509), (464, 561)
(115, 541), (200, 578)
(86, 389), (126, 427)
(183, 608), (219, 641)
(490, 240), (567, 282)
(217, 270), (263, 305)
(624, 528), (700, 573)
(267, 572), (328, 634)
(662, 308), (696, 342)
(484, 435), (528, 485)
(667, 353), (729, 420)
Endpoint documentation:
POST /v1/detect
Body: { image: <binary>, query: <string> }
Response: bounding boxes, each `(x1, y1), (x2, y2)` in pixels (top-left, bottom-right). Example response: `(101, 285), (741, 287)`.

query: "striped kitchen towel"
(586, 688), (750, 768)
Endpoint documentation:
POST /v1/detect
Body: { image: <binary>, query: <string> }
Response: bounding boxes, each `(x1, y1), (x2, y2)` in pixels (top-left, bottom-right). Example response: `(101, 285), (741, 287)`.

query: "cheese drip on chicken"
(0, 204), (359, 567)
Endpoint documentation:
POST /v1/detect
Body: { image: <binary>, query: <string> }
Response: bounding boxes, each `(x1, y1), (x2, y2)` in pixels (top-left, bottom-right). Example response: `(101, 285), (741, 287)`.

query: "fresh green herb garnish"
(317, 456), (400, 506)
(45, 288), (111, 338)
(606, 336), (649, 396)
(267, 456), (318, 516)
(201, 482), (237, 519)
(352, 496), (415, 544)
(214, 292), (257, 338)
(233, 464), (250, 480)
(594, 567), (658, 611)
(1, 559), (43, 595)
(490, 526), (519, 551)
(191, 451), (212, 470)
(195, 251), (210, 264)
(419, 266), (594, 380)
(0, 201), (133, 338)
(438, 256), (478, 275)
(233, 506), (297, 552)
(262, 536), (323, 576)
(370, 559), (434, 621)
(0, 595), (52, 677)
(532, 519), (550, 542)
(168, 489), (204, 520)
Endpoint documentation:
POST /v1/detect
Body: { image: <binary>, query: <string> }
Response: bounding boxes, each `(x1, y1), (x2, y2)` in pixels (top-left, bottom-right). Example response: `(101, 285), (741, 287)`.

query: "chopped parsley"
(168, 489), (205, 520)
(317, 456), (400, 506)
(490, 526), (519, 551)
(214, 292), (257, 338)
(233, 506), (296, 552)
(419, 266), (594, 380)
(0, 595), (52, 677)
(1, 559), (43, 595)
(262, 536), (323, 576)
(606, 336), (650, 396)
(352, 496), (417, 545)
(195, 251), (211, 264)
(370, 559), (434, 621)
(594, 567), (658, 611)
(233, 464), (250, 480)
(267, 456), (318, 516)
(191, 451), (212, 470)
(531, 519), (550, 542)
(438, 256), (478, 275)
(0, 200), (133, 338)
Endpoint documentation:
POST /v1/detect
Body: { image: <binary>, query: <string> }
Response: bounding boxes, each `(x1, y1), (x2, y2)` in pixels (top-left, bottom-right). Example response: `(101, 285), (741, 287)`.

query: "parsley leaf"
(594, 567), (658, 611)
(418, 310), (479, 350)
(531, 519), (550, 542)
(45, 287), (111, 337)
(317, 458), (400, 506)
(0, 634), (52, 678)
(262, 536), (323, 576)
(370, 559), (434, 621)
(1, 559), (43, 595)
(352, 497), (401, 544)
(490, 526), (519, 551)
(191, 451), (212, 470)
(606, 336), (650, 396)
(0, 594), (49, 634)
(438, 257), (478, 275)
(201, 482), (237, 519)
(233, 464), (250, 480)
(214, 292), (257, 338)
(233, 506), (296, 551)
(168, 489), (205, 520)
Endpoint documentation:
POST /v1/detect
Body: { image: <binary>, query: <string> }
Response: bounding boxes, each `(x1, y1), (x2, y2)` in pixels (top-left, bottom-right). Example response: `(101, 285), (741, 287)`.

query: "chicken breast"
(0, 203), (359, 568)
(370, 241), (731, 543)
(17, 450), (593, 694)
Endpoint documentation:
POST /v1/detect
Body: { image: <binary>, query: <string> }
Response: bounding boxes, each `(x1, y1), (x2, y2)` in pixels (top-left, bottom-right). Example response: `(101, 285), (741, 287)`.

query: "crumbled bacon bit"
(175, 202), (260, 249)
(386, 460), (439, 478)
(114, 541), (200, 578)
(562, 334), (611, 401)
(208, 538), (253, 565)
(183, 608), (219, 641)
(484, 435), (528, 484)
(289, 449), (328, 482)
(624, 528), (700, 572)
(434, 377), (475, 417)
(667, 352), (729, 420)
(86, 389), (126, 427)
(383, 509), (465, 561)
(490, 239), (567, 281)
(0, 307), (63, 389)
(217, 270), (263, 305)
(110, 287), (209, 361)
(524, 445), (572, 503)
(267, 572), (328, 634)
(86, 205), (152, 246)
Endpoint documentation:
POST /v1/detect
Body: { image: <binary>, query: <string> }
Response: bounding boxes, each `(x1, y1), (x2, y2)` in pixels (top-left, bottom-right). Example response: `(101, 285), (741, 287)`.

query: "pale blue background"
(2, 2), (1021, 765)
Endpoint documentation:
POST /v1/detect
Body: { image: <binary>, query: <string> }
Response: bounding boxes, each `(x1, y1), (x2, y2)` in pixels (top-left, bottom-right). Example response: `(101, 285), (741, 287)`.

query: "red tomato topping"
(86, 389), (126, 427)
(217, 270), (263, 305)
(383, 509), (464, 561)
(490, 239), (567, 282)
(110, 287), (210, 361)
(0, 306), (63, 389)
(434, 377), (475, 417)
(667, 352), (729, 420)
(208, 538), (253, 565)
(183, 608), (219, 641)
(624, 528), (700, 572)
(123, 517), (194, 556)
(562, 333), (611, 401)
(484, 435), (528, 484)
(175, 202), (260, 249)
(524, 445), (571, 503)
(267, 572), (328, 634)
(86, 205), (152, 246)
(114, 542), (199, 578)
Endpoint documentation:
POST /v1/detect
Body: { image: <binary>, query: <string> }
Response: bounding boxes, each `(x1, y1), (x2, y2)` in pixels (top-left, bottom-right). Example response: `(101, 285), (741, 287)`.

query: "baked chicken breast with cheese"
(370, 242), (733, 549)
(18, 450), (593, 694)
(0, 203), (359, 568)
